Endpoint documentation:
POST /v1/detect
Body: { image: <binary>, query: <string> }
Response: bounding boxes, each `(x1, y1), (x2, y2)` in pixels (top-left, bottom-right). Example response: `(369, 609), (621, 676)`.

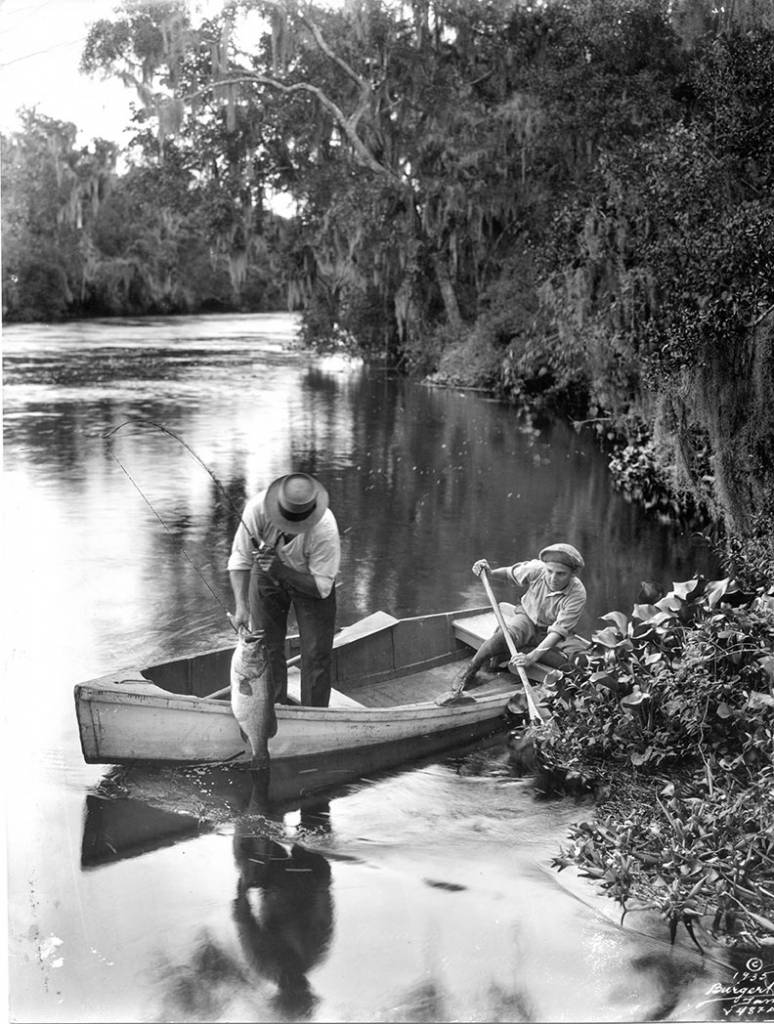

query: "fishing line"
(110, 452), (236, 628)
(104, 418), (260, 550)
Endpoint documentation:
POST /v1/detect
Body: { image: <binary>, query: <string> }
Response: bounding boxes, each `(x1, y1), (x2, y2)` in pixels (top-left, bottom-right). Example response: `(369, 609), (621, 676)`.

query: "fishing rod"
(104, 418), (263, 632)
(110, 453), (236, 626)
(104, 418), (261, 551)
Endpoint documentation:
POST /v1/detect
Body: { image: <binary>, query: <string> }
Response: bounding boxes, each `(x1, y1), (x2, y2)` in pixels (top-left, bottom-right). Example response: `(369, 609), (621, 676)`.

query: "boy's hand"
(510, 651), (538, 669)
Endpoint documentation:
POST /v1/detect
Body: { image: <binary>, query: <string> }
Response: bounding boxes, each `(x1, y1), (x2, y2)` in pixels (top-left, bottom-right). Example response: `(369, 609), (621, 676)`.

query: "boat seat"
(286, 666), (364, 708)
(452, 611), (497, 650)
(453, 612), (588, 656)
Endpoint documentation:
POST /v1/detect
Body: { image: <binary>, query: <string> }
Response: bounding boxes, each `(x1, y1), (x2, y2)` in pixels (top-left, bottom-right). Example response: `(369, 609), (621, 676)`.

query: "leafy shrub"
(424, 326), (502, 388)
(538, 576), (774, 949)
(541, 577), (774, 775)
(11, 252), (73, 321)
(608, 439), (711, 526)
(719, 506), (774, 592)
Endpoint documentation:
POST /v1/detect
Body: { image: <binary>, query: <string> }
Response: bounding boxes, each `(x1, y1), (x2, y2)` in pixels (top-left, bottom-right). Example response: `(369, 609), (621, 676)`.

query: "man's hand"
(228, 606), (250, 631)
(254, 542), (276, 573)
(271, 558), (322, 598)
(472, 559), (491, 577)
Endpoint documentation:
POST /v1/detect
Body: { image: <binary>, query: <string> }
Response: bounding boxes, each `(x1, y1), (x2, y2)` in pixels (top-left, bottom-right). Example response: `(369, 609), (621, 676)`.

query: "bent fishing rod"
(103, 418), (262, 632)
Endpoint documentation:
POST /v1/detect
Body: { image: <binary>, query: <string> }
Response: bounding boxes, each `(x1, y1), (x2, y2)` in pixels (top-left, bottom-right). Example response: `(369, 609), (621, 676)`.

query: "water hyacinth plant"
(536, 577), (774, 951)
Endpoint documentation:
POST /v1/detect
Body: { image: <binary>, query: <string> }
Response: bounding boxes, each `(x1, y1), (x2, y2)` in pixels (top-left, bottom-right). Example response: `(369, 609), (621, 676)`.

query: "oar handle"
(208, 652), (301, 701)
(480, 570), (518, 659)
(480, 567), (545, 724)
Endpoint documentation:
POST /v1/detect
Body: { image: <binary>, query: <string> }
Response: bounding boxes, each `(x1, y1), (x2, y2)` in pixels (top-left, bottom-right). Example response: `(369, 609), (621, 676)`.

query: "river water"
(3, 313), (731, 1022)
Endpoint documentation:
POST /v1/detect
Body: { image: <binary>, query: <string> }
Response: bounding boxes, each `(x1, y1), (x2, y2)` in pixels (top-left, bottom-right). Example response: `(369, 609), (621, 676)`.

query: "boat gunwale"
(73, 606), (532, 765)
(74, 677), (517, 720)
(74, 605), (501, 708)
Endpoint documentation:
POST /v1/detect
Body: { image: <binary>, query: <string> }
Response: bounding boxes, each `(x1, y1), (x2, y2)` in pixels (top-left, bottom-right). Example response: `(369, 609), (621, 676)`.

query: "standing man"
(457, 542), (587, 689)
(228, 473), (340, 707)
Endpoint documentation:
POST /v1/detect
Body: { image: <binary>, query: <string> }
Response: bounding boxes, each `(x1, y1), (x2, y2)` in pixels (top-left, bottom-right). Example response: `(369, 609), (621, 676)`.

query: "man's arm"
(229, 569), (251, 629)
(286, 516), (340, 598)
(269, 558), (324, 598)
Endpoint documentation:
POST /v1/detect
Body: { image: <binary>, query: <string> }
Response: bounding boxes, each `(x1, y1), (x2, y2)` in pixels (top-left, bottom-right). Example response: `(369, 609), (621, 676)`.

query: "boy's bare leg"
(457, 629), (511, 689)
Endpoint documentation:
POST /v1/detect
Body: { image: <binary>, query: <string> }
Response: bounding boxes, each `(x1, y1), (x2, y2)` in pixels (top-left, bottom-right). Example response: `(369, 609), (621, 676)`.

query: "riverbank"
(426, 355), (774, 965)
(426, 347), (713, 531)
(526, 576), (774, 960)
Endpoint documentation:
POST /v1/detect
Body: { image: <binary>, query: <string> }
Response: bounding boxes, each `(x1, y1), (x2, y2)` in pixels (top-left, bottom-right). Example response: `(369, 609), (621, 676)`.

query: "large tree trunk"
(432, 253), (462, 331)
(699, 316), (774, 537)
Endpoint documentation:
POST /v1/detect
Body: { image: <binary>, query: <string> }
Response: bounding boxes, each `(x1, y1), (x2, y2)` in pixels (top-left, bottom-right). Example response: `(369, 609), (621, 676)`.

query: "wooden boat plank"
(335, 610), (481, 695)
(286, 665), (364, 709)
(453, 611), (497, 649)
(332, 610), (398, 644)
(351, 660), (458, 707)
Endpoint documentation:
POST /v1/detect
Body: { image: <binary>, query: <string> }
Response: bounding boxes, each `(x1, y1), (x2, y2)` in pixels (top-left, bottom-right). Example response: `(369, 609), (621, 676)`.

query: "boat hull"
(74, 607), (542, 768)
(75, 682), (514, 766)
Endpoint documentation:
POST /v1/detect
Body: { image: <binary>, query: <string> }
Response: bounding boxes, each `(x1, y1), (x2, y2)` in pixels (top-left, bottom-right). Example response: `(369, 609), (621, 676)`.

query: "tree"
(1, 110), (118, 320)
(536, 17), (774, 560)
(81, 0), (562, 350)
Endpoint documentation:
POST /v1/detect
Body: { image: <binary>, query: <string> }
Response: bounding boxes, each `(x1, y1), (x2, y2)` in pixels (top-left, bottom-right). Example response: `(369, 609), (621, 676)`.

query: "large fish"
(231, 628), (277, 768)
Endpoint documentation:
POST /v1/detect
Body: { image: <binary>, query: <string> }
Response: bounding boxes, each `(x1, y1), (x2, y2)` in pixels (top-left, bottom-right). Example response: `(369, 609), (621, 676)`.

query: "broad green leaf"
(592, 626), (623, 648)
(656, 595), (684, 613)
(601, 611), (629, 635)
(650, 610), (677, 627)
(672, 578), (702, 600)
(704, 578), (731, 608)
(757, 655), (774, 685)
(747, 691), (774, 710)
(632, 603), (660, 622)
(589, 670), (617, 685)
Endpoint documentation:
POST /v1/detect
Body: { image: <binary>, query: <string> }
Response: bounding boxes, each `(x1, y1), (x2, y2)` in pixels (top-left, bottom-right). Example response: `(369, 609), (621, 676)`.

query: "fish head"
(235, 627), (268, 673)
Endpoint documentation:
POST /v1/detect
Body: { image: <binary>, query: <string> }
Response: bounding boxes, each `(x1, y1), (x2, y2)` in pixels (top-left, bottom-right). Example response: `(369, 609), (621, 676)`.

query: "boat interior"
(139, 607), (529, 709)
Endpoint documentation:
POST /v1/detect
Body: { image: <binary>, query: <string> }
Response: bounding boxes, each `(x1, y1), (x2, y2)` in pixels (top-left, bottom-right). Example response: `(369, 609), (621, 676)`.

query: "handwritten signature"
(696, 957), (774, 1018)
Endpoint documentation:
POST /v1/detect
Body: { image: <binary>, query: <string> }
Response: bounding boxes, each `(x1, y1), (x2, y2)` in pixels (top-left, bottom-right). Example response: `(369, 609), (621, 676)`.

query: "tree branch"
(183, 72), (401, 183)
(299, 10), (364, 91)
(751, 303), (774, 328)
(244, 0), (398, 181)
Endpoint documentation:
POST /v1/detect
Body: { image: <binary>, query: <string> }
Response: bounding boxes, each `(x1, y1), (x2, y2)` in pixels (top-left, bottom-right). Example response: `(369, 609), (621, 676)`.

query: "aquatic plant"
(538, 577), (774, 951)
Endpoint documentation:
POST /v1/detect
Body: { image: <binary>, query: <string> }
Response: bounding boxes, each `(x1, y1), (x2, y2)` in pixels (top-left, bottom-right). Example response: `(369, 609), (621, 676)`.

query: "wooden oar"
(480, 568), (545, 725)
(207, 652), (301, 701)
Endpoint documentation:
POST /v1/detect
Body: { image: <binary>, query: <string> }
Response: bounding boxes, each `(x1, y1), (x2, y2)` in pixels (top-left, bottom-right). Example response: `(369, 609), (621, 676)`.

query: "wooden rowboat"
(74, 606), (548, 769)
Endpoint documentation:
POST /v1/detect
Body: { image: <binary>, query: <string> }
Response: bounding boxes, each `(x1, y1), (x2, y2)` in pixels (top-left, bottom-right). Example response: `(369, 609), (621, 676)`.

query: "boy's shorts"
(499, 602), (584, 668)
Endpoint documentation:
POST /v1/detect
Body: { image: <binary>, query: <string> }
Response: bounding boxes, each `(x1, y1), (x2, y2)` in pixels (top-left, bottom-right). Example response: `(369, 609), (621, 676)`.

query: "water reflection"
(81, 795), (206, 868)
(78, 752), (730, 1023)
(81, 769), (335, 1020)
(232, 798), (334, 1017)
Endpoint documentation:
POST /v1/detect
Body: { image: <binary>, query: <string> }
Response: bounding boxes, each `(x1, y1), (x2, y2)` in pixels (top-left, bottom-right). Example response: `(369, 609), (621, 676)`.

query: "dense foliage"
(3, 0), (772, 575)
(1, 108), (289, 317)
(534, 578), (774, 950)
